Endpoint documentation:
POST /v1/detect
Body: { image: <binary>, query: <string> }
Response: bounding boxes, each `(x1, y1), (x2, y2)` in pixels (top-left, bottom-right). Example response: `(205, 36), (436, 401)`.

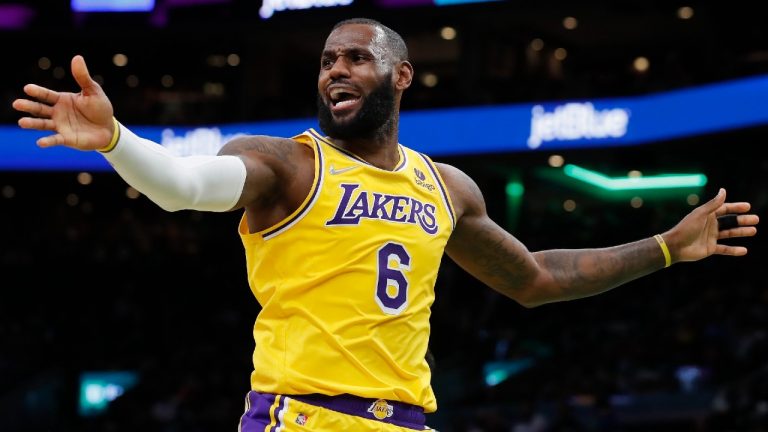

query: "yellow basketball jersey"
(238, 129), (456, 413)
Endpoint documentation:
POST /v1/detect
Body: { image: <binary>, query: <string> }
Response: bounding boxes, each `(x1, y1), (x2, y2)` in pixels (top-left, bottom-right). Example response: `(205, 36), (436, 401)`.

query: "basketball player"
(12, 18), (759, 432)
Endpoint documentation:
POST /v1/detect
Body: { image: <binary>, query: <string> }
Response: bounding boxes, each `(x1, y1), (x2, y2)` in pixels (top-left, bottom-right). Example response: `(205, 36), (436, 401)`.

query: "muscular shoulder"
(218, 135), (305, 162)
(434, 162), (486, 221)
(217, 135), (315, 210)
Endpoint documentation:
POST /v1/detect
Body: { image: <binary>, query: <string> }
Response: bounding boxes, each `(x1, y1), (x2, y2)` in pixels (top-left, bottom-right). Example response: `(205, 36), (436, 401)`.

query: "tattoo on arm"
(237, 138), (294, 164)
(219, 136), (300, 207)
(534, 237), (663, 301)
(443, 162), (537, 298)
(470, 222), (531, 294)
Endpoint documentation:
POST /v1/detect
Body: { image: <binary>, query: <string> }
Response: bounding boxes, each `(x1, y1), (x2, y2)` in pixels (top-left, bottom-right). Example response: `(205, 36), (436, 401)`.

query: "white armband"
(101, 121), (247, 212)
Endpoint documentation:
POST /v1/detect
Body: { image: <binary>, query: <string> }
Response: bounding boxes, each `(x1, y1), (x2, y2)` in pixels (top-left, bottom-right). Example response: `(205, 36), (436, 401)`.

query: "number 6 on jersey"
(375, 242), (411, 315)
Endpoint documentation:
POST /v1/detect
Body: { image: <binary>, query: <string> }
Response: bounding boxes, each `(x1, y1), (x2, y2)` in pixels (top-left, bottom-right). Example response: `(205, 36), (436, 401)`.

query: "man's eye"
(321, 59), (333, 68)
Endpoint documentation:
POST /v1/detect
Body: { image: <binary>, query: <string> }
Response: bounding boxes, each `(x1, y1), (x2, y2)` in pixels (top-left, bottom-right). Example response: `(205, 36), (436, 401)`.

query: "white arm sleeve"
(101, 122), (247, 212)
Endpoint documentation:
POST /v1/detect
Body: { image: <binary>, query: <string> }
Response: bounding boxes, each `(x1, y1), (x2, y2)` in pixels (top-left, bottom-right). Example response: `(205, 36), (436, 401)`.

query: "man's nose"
(328, 57), (351, 79)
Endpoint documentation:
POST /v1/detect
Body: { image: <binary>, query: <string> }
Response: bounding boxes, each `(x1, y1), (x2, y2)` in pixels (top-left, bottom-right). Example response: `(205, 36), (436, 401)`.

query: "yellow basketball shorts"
(238, 391), (435, 432)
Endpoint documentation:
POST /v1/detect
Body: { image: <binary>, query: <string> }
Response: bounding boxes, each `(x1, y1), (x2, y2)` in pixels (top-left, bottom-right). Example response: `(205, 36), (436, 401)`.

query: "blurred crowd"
(1, 135), (766, 431)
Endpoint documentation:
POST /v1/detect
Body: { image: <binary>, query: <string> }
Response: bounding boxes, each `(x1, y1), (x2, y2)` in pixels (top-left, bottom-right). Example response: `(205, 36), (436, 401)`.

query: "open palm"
(12, 55), (114, 151)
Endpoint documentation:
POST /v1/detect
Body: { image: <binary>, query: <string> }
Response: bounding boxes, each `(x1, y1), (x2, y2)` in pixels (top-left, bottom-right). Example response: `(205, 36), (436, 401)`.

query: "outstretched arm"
(439, 163), (759, 308)
(12, 55), (295, 212)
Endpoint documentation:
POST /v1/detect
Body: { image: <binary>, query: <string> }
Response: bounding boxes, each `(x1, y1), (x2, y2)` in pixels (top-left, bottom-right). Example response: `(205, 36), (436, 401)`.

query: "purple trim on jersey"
(239, 391), (278, 432)
(291, 393), (426, 430)
(393, 146), (407, 172)
(417, 153), (456, 229)
(262, 140), (324, 239)
(307, 129), (408, 173)
(308, 129), (371, 165)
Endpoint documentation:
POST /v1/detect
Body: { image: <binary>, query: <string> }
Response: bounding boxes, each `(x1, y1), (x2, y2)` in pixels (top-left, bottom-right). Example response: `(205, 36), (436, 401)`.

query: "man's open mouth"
(329, 87), (361, 112)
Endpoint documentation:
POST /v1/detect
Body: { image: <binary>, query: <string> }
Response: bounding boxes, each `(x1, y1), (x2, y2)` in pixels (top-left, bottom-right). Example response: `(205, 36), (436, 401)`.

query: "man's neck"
(334, 137), (399, 170)
(330, 118), (401, 170)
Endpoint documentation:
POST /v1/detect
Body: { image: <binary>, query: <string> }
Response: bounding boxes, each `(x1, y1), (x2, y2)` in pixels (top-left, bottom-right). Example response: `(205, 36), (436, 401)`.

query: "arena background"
(1, 1), (766, 431)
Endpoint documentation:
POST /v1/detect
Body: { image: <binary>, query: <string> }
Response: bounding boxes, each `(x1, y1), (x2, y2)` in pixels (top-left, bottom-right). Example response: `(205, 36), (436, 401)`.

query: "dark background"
(1, 1), (767, 431)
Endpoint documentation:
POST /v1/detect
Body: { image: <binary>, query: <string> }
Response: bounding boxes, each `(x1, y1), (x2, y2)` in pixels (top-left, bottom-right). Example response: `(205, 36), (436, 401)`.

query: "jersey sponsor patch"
(413, 168), (435, 192)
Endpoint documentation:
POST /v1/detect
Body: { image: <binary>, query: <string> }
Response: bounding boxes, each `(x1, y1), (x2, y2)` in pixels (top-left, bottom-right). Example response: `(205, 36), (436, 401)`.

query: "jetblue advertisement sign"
(527, 103), (630, 149)
(2, 74), (767, 171)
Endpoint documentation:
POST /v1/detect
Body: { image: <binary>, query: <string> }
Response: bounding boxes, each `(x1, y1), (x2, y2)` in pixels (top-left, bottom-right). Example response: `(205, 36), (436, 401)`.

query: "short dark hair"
(331, 18), (409, 62)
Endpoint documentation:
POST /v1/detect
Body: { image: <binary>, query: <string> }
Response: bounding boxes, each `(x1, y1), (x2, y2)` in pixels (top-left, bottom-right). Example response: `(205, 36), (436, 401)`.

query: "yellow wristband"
(654, 234), (672, 268)
(98, 117), (120, 153)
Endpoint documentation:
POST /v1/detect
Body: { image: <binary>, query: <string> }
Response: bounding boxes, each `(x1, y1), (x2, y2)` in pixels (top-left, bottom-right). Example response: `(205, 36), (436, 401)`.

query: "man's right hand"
(12, 55), (115, 151)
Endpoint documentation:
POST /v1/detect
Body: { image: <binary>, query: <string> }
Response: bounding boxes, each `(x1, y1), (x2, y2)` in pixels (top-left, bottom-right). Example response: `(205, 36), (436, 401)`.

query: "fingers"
(715, 244), (749, 256)
(716, 212), (758, 255)
(71, 55), (100, 94)
(18, 117), (56, 131)
(701, 188), (727, 214)
(23, 84), (60, 105)
(718, 202), (752, 216)
(718, 212), (759, 235)
(37, 133), (65, 148)
(719, 225), (758, 239)
(12, 98), (54, 118)
(743, 214), (761, 227)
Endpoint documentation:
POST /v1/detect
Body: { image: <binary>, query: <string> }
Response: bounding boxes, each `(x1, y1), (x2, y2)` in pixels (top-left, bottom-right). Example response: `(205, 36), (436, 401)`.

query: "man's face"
(317, 24), (397, 139)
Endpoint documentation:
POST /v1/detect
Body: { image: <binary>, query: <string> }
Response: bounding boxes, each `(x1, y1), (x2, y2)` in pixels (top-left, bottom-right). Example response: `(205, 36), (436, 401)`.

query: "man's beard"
(317, 74), (396, 141)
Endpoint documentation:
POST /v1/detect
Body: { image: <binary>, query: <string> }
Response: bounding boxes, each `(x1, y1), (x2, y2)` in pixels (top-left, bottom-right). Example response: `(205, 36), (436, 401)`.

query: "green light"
(483, 358), (535, 387)
(563, 164), (707, 191)
(506, 181), (524, 197)
(505, 179), (524, 231)
(485, 369), (510, 387)
(78, 371), (139, 417)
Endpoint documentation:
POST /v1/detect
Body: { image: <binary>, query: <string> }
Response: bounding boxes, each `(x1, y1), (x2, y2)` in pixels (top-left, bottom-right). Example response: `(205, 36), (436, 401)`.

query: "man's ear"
(395, 61), (414, 90)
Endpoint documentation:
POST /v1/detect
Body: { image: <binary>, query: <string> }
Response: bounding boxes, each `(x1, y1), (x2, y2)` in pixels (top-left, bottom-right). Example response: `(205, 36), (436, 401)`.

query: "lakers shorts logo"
(367, 399), (394, 420)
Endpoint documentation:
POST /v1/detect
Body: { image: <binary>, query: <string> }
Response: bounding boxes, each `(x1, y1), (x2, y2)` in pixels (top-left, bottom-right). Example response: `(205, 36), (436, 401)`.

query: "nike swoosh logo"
(329, 165), (359, 175)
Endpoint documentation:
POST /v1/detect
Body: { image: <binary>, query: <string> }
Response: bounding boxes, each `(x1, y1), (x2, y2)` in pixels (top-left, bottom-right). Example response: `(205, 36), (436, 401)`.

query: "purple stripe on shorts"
(239, 391), (278, 432)
(292, 393), (426, 430)
(269, 396), (288, 432)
